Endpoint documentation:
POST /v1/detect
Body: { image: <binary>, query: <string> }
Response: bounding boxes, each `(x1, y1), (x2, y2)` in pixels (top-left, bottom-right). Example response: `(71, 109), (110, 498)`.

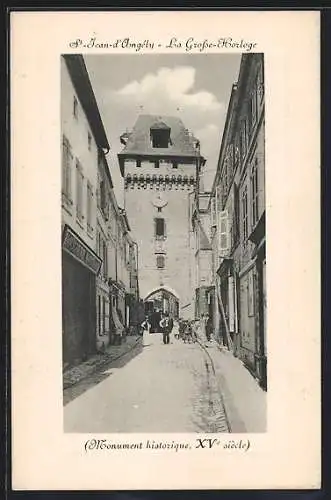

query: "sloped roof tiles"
(119, 114), (200, 158)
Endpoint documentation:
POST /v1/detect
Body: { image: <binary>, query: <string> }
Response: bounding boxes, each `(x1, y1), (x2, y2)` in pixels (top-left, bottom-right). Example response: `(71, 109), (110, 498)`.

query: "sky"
(84, 54), (241, 206)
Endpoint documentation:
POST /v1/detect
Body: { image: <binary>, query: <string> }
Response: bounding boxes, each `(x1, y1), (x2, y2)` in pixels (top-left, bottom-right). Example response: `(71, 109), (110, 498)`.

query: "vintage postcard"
(11, 10), (320, 490)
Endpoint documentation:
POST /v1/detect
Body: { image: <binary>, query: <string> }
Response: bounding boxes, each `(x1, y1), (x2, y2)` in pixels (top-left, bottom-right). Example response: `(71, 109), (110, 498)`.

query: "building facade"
(208, 53), (266, 388)
(61, 54), (140, 366)
(118, 115), (205, 320)
(191, 192), (213, 319)
(96, 151), (140, 347)
(61, 55), (108, 366)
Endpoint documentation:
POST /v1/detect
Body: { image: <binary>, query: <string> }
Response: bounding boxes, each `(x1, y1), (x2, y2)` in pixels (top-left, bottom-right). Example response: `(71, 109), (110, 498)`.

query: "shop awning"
(216, 258), (233, 277)
(252, 236), (266, 259)
(112, 307), (124, 335)
(249, 212), (265, 245)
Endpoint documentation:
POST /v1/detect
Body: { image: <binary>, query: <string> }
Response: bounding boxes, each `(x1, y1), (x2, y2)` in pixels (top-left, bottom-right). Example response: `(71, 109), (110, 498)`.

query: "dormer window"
(150, 121), (171, 148)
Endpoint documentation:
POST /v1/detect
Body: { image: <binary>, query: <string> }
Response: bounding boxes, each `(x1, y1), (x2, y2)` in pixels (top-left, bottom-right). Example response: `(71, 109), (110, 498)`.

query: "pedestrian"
(200, 314), (208, 344)
(183, 321), (193, 343)
(179, 319), (185, 341)
(141, 316), (150, 335)
(173, 318), (180, 340)
(191, 320), (198, 343)
(206, 315), (213, 342)
(160, 312), (173, 345)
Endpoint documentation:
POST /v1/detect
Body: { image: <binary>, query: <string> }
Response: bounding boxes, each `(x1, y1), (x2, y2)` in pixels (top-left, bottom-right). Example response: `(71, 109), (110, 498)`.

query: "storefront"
(62, 224), (101, 367)
(109, 280), (125, 344)
(249, 212), (266, 389)
(239, 262), (257, 371)
(216, 258), (236, 351)
(238, 212), (266, 388)
(96, 279), (110, 352)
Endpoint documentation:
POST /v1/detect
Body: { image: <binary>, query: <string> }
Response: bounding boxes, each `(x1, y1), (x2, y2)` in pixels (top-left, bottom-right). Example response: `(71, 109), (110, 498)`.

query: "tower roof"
(150, 120), (171, 130)
(118, 114), (201, 158)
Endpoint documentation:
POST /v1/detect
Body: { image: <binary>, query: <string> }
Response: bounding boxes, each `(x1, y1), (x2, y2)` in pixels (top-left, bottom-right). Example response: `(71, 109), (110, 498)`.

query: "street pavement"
(64, 331), (229, 433)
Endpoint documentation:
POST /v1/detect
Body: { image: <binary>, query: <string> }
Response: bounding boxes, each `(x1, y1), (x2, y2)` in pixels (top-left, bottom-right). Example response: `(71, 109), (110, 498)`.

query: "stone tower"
(118, 115), (205, 319)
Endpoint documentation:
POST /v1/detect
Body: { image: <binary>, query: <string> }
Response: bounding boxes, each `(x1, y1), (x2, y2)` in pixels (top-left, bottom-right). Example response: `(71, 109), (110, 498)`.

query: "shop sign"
(62, 225), (101, 275)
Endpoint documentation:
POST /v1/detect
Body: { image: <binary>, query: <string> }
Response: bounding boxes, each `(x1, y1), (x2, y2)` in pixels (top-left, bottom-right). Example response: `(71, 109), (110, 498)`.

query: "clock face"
(152, 192), (168, 208)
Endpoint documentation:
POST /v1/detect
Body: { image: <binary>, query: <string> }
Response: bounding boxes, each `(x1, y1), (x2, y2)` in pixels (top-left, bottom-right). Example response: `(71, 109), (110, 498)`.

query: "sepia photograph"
(61, 52), (267, 433)
(11, 9), (320, 490)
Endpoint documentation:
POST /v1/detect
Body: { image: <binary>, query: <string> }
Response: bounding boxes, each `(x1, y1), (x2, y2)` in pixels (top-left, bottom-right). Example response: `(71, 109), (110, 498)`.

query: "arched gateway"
(144, 286), (179, 318)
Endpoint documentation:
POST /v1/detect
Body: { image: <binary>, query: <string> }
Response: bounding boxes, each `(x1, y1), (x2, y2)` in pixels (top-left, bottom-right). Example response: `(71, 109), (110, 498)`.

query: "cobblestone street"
(64, 332), (230, 433)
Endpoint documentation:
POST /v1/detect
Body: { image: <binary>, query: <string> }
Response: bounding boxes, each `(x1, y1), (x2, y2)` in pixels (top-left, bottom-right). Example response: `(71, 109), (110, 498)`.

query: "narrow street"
(64, 332), (230, 433)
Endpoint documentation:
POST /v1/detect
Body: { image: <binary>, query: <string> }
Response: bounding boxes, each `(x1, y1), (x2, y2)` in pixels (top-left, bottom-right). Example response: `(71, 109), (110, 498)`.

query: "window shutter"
(218, 209), (229, 258)
(211, 197), (216, 227)
(216, 184), (222, 213)
(228, 276), (235, 332)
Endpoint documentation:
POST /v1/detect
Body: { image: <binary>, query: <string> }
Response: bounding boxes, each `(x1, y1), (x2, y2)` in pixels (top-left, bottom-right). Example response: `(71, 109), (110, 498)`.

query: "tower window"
(155, 218), (166, 238)
(156, 255), (165, 269)
(150, 123), (171, 148)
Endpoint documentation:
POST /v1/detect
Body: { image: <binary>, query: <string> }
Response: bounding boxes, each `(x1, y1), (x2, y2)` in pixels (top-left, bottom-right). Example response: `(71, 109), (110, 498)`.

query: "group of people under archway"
(141, 312), (213, 346)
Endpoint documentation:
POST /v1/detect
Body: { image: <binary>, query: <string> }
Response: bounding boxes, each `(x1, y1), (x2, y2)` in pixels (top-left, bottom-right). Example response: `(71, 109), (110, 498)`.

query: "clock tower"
(118, 115), (205, 319)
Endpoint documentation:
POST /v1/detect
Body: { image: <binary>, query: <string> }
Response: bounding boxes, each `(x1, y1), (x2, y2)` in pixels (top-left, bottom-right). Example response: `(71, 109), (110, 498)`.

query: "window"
(218, 210), (229, 258)
(62, 135), (73, 201)
(257, 63), (264, 102)
(233, 183), (240, 245)
(240, 120), (247, 163)
(150, 127), (171, 148)
(102, 297), (106, 334)
(73, 96), (78, 119)
(76, 159), (84, 222)
(226, 144), (234, 181)
(252, 88), (257, 125)
(87, 182), (93, 231)
(98, 232), (101, 257)
(104, 241), (108, 278)
(247, 270), (255, 316)
(155, 217), (166, 238)
(88, 131), (92, 151)
(249, 84), (258, 131)
(251, 157), (259, 227)
(98, 295), (101, 335)
(210, 197), (217, 228)
(100, 180), (108, 218)
(156, 255), (165, 269)
(223, 159), (228, 195)
(242, 185), (248, 244)
(172, 162), (178, 169)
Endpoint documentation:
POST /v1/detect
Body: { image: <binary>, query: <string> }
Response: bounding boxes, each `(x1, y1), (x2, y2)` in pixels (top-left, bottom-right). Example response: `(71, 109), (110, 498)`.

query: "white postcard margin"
(10, 10), (321, 490)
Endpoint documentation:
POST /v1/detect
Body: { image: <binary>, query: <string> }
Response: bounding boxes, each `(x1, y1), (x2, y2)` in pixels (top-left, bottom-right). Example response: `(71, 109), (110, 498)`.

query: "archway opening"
(144, 287), (179, 332)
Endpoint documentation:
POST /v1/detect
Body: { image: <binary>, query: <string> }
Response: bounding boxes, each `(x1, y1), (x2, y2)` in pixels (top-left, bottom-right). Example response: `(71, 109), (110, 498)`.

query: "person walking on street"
(172, 318), (180, 340)
(141, 316), (150, 335)
(206, 314), (213, 342)
(160, 312), (173, 344)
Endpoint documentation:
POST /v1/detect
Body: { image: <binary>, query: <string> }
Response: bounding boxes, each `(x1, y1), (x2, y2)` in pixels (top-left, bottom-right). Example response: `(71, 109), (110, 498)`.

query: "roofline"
(210, 82), (239, 195)
(210, 53), (251, 195)
(62, 54), (110, 151)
